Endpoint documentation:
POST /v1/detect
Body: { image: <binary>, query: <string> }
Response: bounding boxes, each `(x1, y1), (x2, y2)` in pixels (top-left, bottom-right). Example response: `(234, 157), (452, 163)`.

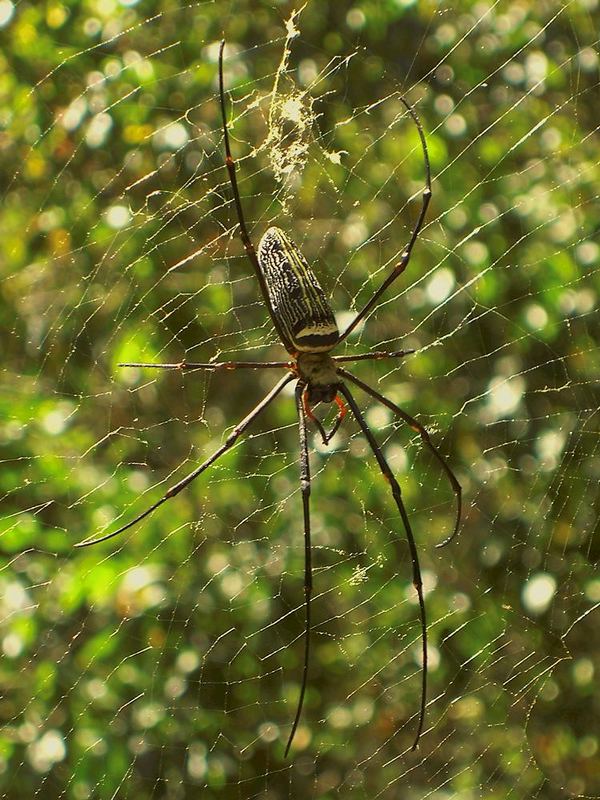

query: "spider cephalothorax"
(77, 40), (462, 759)
(295, 351), (344, 445)
(296, 352), (340, 404)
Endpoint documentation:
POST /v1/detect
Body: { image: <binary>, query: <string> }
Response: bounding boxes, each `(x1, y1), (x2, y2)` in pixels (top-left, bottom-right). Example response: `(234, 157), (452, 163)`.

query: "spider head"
(296, 352), (341, 405)
(306, 382), (340, 405)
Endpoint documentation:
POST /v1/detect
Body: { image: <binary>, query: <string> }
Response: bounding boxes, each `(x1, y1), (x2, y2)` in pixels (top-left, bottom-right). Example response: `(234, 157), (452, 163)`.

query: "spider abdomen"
(258, 227), (339, 353)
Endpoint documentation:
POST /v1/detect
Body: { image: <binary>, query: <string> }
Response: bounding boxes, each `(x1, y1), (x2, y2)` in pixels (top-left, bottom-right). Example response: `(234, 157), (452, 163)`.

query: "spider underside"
(77, 40), (462, 758)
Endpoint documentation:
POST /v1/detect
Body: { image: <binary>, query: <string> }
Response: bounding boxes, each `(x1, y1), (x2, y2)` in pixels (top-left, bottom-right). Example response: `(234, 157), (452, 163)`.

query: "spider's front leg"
(339, 383), (428, 750)
(284, 382), (314, 757)
(338, 367), (462, 546)
(75, 374), (295, 548)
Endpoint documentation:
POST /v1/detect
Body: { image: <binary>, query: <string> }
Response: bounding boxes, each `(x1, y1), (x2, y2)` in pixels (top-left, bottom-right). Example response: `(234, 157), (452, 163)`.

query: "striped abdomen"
(257, 227), (339, 353)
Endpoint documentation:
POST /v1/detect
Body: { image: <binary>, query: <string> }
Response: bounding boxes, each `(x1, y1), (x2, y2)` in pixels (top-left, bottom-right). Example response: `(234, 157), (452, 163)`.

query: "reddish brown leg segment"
(302, 391), (347, 446)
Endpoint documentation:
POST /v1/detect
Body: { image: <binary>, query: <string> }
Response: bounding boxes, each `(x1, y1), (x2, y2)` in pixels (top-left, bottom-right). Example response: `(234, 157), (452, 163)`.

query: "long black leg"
(339, 97), (432, 343)
(339, 383), (427, 751)
(338, 368), (461, 547)
(75, 374), (295, 548)
(119, 360), (291, 371)
(218, 41), (292, 352)
(285, 382), (313, 757)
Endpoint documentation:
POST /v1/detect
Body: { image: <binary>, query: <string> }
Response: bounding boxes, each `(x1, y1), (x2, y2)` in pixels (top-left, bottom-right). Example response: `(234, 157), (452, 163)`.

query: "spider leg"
(302, 392), (347, 446)
(338, 368), (461, 547)
(119, 360), (291, 371)
(285, 382), (313, 757)
(218, 41), (292, 352)
(75, 373), (295, 548)
(339, 97), (431, 343)
(301, 392), (329, 445)
(339, 383), (427, 751)
(325, 395), (347, 444)
(332, 349), (415, 364)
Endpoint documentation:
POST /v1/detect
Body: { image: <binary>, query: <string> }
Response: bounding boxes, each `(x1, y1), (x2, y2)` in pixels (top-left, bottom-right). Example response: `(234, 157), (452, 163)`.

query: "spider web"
(1, 1), (599, 797)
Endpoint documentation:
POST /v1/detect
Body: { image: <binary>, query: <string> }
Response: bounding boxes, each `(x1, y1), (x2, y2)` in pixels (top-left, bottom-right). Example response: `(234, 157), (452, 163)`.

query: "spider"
(77, 41), (461, 757)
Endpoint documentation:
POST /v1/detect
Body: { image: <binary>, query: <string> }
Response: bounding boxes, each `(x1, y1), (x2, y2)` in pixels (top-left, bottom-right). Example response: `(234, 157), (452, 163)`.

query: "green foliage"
(1, 1), (599, 798)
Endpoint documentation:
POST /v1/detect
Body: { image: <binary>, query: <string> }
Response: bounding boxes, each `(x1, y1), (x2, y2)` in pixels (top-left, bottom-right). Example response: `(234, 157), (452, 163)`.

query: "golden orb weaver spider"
(77, 41), (462, 757)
